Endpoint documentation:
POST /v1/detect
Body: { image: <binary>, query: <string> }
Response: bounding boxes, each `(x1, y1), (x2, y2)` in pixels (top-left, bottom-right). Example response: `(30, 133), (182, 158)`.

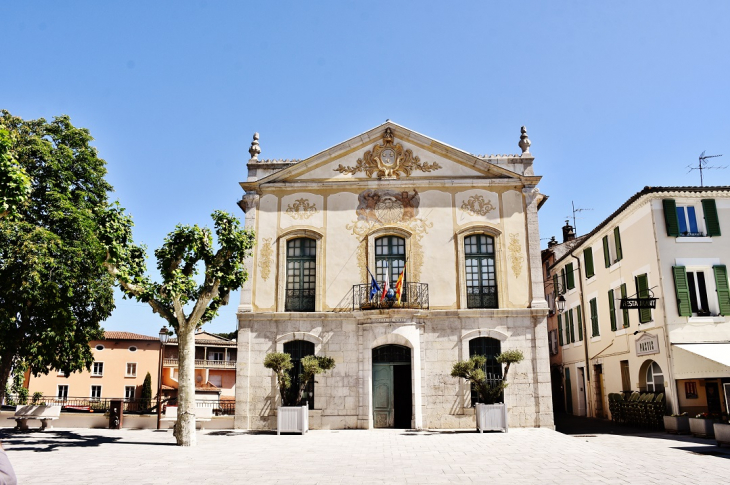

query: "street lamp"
(556, 295), (566, 313)
(156, 326), (169, 430)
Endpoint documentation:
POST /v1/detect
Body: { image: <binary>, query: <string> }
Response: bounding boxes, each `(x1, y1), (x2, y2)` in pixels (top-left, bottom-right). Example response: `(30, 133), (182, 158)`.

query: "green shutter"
(672, 266), (692, 317)
(566, 263), (575, 290)
(577, 305), (583, 341)
(620, 283), (629, 327)
(602, 236), (611, 268)
(569, 309), (575, 343)
(663, 199), (680, 237)
(553, 273), (558, 297)
(702, 199), (721, 236)
(584, 248), (595, 278)
(714, 265), (730, 315)
(590, 298), (599, 337)
(609, 289), (617, 331)
(614, 227), (623, 261)
(636, 274), (652, 323)
(561, 268), (566, 294)
(558, 314), (564, 346)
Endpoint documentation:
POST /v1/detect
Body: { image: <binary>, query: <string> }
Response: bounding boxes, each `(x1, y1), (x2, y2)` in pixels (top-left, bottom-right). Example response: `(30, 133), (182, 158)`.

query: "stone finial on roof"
(248, 132), (261, 161)
(519, 126), (531, 155)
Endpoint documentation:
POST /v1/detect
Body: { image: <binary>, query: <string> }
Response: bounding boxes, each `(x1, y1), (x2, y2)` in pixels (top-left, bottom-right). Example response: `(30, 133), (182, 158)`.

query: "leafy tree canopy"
(0, 110), (115, 405)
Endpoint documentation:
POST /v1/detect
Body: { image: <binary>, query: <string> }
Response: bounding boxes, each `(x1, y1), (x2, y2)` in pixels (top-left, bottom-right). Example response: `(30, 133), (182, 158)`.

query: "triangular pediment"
(243, 121), (530, 189)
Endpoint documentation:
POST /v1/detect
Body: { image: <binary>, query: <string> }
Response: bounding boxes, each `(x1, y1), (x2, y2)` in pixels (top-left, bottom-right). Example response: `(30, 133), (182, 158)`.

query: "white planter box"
(277, 406), (308, 435)
(475, 403), (508, 433)
(663, 416), (690, 434)
(689, 418), (715, 438)
(714, 423), (730, 447)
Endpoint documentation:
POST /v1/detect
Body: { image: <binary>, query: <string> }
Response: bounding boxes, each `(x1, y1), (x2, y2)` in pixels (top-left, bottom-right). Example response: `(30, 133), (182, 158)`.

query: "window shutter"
(584, 248), (595, 278)
(714, 265), (730, 315)
(672, 266), (692, 317)
(609, 289), (617, 331)
(614, 227), (623, 261)
(561, 268), (566, 294)
(558, 314), (564, 346)
(702, 199), (721, 237)
(566, 309), (575, 343)
(576, 305), (583, 341)
(553, 273), (559, 298)
(636, 274), (652, 323)
(566, 263), (575, 290)
(662, 199), (680, 237)
(602, 236), (611, 268)
(590, 298), (599, 337)
(620, 283), (629, 327)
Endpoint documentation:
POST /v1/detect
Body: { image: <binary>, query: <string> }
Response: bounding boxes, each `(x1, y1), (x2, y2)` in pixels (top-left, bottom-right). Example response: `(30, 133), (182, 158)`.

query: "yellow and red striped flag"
(395, 262), (407, 303)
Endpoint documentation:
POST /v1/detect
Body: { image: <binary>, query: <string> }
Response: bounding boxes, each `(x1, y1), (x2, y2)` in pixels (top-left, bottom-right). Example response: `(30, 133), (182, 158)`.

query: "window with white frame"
(126, 362), (137, 377)
(92, 362), (104, 376)
(124, 386), (135, 401)
(57, 385), (69, 400)
(676, 205), (704, 236)
(90, 385), (102, 401)
(208, 351), (224, 361)
(674, 265), (723, 317)
(645, 361), (664, 393)
(602, 227), (623, 268)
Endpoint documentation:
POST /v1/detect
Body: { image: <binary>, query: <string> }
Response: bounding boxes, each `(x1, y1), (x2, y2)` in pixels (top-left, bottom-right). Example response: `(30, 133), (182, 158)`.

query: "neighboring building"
(234, 121), (553, 430)
(541, 226), (586, 414)
(162, 331), (237, 403)
(546, 186), (730, 418)
(26, 331), (161, 402)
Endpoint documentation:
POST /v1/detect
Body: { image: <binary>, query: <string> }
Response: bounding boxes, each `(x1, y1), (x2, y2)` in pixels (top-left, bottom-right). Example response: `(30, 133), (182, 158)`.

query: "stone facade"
(234, 121), (554, 430)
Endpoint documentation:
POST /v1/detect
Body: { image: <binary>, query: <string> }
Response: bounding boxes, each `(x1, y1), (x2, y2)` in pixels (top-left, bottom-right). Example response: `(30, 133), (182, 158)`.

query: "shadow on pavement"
(0, 429), (174, 452)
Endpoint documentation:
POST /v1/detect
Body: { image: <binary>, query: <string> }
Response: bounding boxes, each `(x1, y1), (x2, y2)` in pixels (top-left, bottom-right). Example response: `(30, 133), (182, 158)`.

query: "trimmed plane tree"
(99, 206), (254, 446)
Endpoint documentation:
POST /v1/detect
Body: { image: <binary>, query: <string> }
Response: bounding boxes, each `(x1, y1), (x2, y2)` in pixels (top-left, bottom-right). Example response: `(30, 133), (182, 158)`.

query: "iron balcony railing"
(2, 395), (235, 416)
(466, 286), (498, 309)
(352, 282), (429, 310)
(163, 358), (236, 369)
(285, 288), (316, 312)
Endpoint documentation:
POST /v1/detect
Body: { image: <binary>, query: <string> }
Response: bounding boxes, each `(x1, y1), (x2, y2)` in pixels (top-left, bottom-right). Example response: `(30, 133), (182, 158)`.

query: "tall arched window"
(469, 337), (502, 406)
(645, 361), (664, 393)
(465, 235), (497, 308)
(283, 340), (315, 409)
(375, 236), (405, 289)
(286, 238), (316, 312)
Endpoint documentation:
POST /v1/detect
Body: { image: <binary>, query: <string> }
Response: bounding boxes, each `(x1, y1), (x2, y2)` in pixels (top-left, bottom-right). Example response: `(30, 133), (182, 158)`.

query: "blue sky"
(2, 1), (729, 336)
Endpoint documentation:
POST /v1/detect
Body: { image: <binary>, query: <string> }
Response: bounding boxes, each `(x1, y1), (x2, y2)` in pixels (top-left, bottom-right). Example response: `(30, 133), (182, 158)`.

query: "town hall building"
(234, 121), (554, 430)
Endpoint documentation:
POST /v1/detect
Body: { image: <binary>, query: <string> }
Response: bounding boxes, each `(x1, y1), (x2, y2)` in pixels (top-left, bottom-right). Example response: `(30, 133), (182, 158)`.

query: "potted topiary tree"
(264, 352), (336, 435)
(451, 349), (524, 433)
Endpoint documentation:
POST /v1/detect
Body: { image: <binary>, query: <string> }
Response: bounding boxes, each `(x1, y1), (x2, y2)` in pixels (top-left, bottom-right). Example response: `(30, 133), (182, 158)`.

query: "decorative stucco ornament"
(334, 127), (442, 179)
(249, 132), (261, 161)
(508, 233), (524, 278)
(519, 126), (531, 155)
(258, 237), (274, 281)
(285, 198), (319, 220)
(460, 195), (496, 217)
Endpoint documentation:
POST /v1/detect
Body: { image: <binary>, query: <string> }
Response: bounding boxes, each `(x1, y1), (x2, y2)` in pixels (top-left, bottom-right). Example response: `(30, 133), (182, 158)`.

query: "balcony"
(163, 358), (236, 369)
(352, 282), (429, 311)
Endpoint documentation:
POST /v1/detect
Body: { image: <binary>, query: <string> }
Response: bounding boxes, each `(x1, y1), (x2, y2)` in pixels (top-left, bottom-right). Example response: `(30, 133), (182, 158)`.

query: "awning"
(672, 343), (730, 379)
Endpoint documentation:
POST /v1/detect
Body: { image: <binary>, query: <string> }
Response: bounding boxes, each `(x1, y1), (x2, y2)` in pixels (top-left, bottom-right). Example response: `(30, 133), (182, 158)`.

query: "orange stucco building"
(26, 332), (162, 401)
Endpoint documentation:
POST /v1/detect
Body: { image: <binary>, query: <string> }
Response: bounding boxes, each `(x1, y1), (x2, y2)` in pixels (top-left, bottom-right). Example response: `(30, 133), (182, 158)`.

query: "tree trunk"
(0, 353), (14, 407)
(173, 323), (197, 446)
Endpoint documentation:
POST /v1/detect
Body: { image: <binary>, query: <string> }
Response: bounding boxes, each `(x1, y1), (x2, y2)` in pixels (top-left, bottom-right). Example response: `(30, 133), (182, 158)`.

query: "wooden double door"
(372, 345), (412, 429)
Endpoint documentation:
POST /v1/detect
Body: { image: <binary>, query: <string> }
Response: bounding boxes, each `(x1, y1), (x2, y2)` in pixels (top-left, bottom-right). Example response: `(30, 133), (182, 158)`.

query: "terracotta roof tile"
(103, 331), (159, 341)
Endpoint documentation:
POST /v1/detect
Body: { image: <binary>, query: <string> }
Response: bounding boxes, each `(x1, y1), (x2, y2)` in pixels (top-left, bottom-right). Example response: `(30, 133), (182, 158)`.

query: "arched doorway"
(372, 345), (412, 428)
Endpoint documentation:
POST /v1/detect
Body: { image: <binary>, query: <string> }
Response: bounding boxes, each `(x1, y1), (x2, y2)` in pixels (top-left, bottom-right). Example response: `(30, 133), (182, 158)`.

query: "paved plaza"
(2, 424), (730, 484)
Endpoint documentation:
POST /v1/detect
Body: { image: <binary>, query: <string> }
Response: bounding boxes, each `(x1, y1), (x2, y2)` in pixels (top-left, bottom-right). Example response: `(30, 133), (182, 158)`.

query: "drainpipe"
(570, 251), (594, 418)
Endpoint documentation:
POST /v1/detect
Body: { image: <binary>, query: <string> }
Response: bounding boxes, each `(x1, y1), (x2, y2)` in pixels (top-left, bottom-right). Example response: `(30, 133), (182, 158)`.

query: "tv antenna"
(687, 151), (726, 187)
(566, 201), (593, 234)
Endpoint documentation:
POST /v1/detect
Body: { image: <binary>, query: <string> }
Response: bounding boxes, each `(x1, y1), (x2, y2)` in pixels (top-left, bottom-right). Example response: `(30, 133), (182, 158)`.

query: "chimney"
(547, 236), (558, 248)
(562, 220), (575, 243)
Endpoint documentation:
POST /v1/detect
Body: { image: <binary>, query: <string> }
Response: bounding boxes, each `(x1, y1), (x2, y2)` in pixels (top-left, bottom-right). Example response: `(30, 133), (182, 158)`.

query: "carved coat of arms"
(334, 128), (441, 179)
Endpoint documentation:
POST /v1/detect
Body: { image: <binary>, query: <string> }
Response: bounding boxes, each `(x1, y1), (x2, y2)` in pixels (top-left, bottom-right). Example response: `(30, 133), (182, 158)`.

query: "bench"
(7, 404), (62, 431)
(159, 406), (213, 429)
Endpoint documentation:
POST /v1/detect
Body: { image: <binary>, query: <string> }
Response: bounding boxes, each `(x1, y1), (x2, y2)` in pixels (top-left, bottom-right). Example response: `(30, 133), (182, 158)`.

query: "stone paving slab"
(1, 427), (729, 484)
